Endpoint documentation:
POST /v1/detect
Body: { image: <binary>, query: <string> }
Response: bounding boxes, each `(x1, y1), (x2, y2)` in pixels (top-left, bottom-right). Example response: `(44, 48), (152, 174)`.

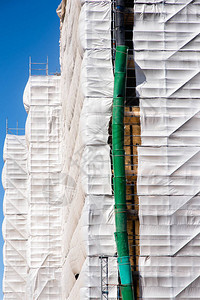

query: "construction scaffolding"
(2, 134), (28, 299)
(3, 0), (200, 299)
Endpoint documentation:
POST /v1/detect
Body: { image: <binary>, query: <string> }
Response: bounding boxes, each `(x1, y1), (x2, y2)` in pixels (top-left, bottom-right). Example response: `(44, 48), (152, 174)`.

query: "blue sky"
(0, 0), (61, 297)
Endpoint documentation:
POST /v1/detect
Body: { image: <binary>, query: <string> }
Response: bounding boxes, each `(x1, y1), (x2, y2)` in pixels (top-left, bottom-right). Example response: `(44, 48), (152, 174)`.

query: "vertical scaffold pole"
(29, 56), (31, 77)
(46, 56), (49, 75)
(6, 119), (8, 134)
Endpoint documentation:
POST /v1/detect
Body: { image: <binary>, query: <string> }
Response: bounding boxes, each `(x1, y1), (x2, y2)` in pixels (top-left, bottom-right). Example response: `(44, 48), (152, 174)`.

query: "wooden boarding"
(123, 8), (140, 297)
(124, 106), (141, 299)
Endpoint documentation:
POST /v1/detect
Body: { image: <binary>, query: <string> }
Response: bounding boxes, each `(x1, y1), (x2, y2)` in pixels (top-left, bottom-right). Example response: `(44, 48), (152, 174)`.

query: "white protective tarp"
(2, 135), (28, 299)
(134, 0), (200, 298)
(24, 75), (62, 299)
(59, 1), (86, 298)
(59, 0), (118, 298)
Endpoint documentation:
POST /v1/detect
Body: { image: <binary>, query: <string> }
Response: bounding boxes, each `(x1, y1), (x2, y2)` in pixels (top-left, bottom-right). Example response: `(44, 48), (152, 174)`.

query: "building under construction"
(2, 0), (200, 299)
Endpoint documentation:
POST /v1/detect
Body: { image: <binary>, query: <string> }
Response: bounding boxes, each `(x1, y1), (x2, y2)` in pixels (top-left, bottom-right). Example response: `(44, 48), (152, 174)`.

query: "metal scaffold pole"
(100, 256), (109, 299)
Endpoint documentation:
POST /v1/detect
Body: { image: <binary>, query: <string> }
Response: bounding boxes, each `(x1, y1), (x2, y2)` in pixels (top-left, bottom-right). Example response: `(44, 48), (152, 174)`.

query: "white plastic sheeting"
(24, 75), (62, 300)
(59, 0), (117, 298)
(134, 0), (200, 298)
(2, 135), (28, 299)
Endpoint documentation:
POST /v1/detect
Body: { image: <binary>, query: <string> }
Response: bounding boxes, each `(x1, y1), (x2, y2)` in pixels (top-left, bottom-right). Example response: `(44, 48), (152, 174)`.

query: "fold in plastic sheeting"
(134, 0), (200, 298)
(59, 1), (86, 298)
